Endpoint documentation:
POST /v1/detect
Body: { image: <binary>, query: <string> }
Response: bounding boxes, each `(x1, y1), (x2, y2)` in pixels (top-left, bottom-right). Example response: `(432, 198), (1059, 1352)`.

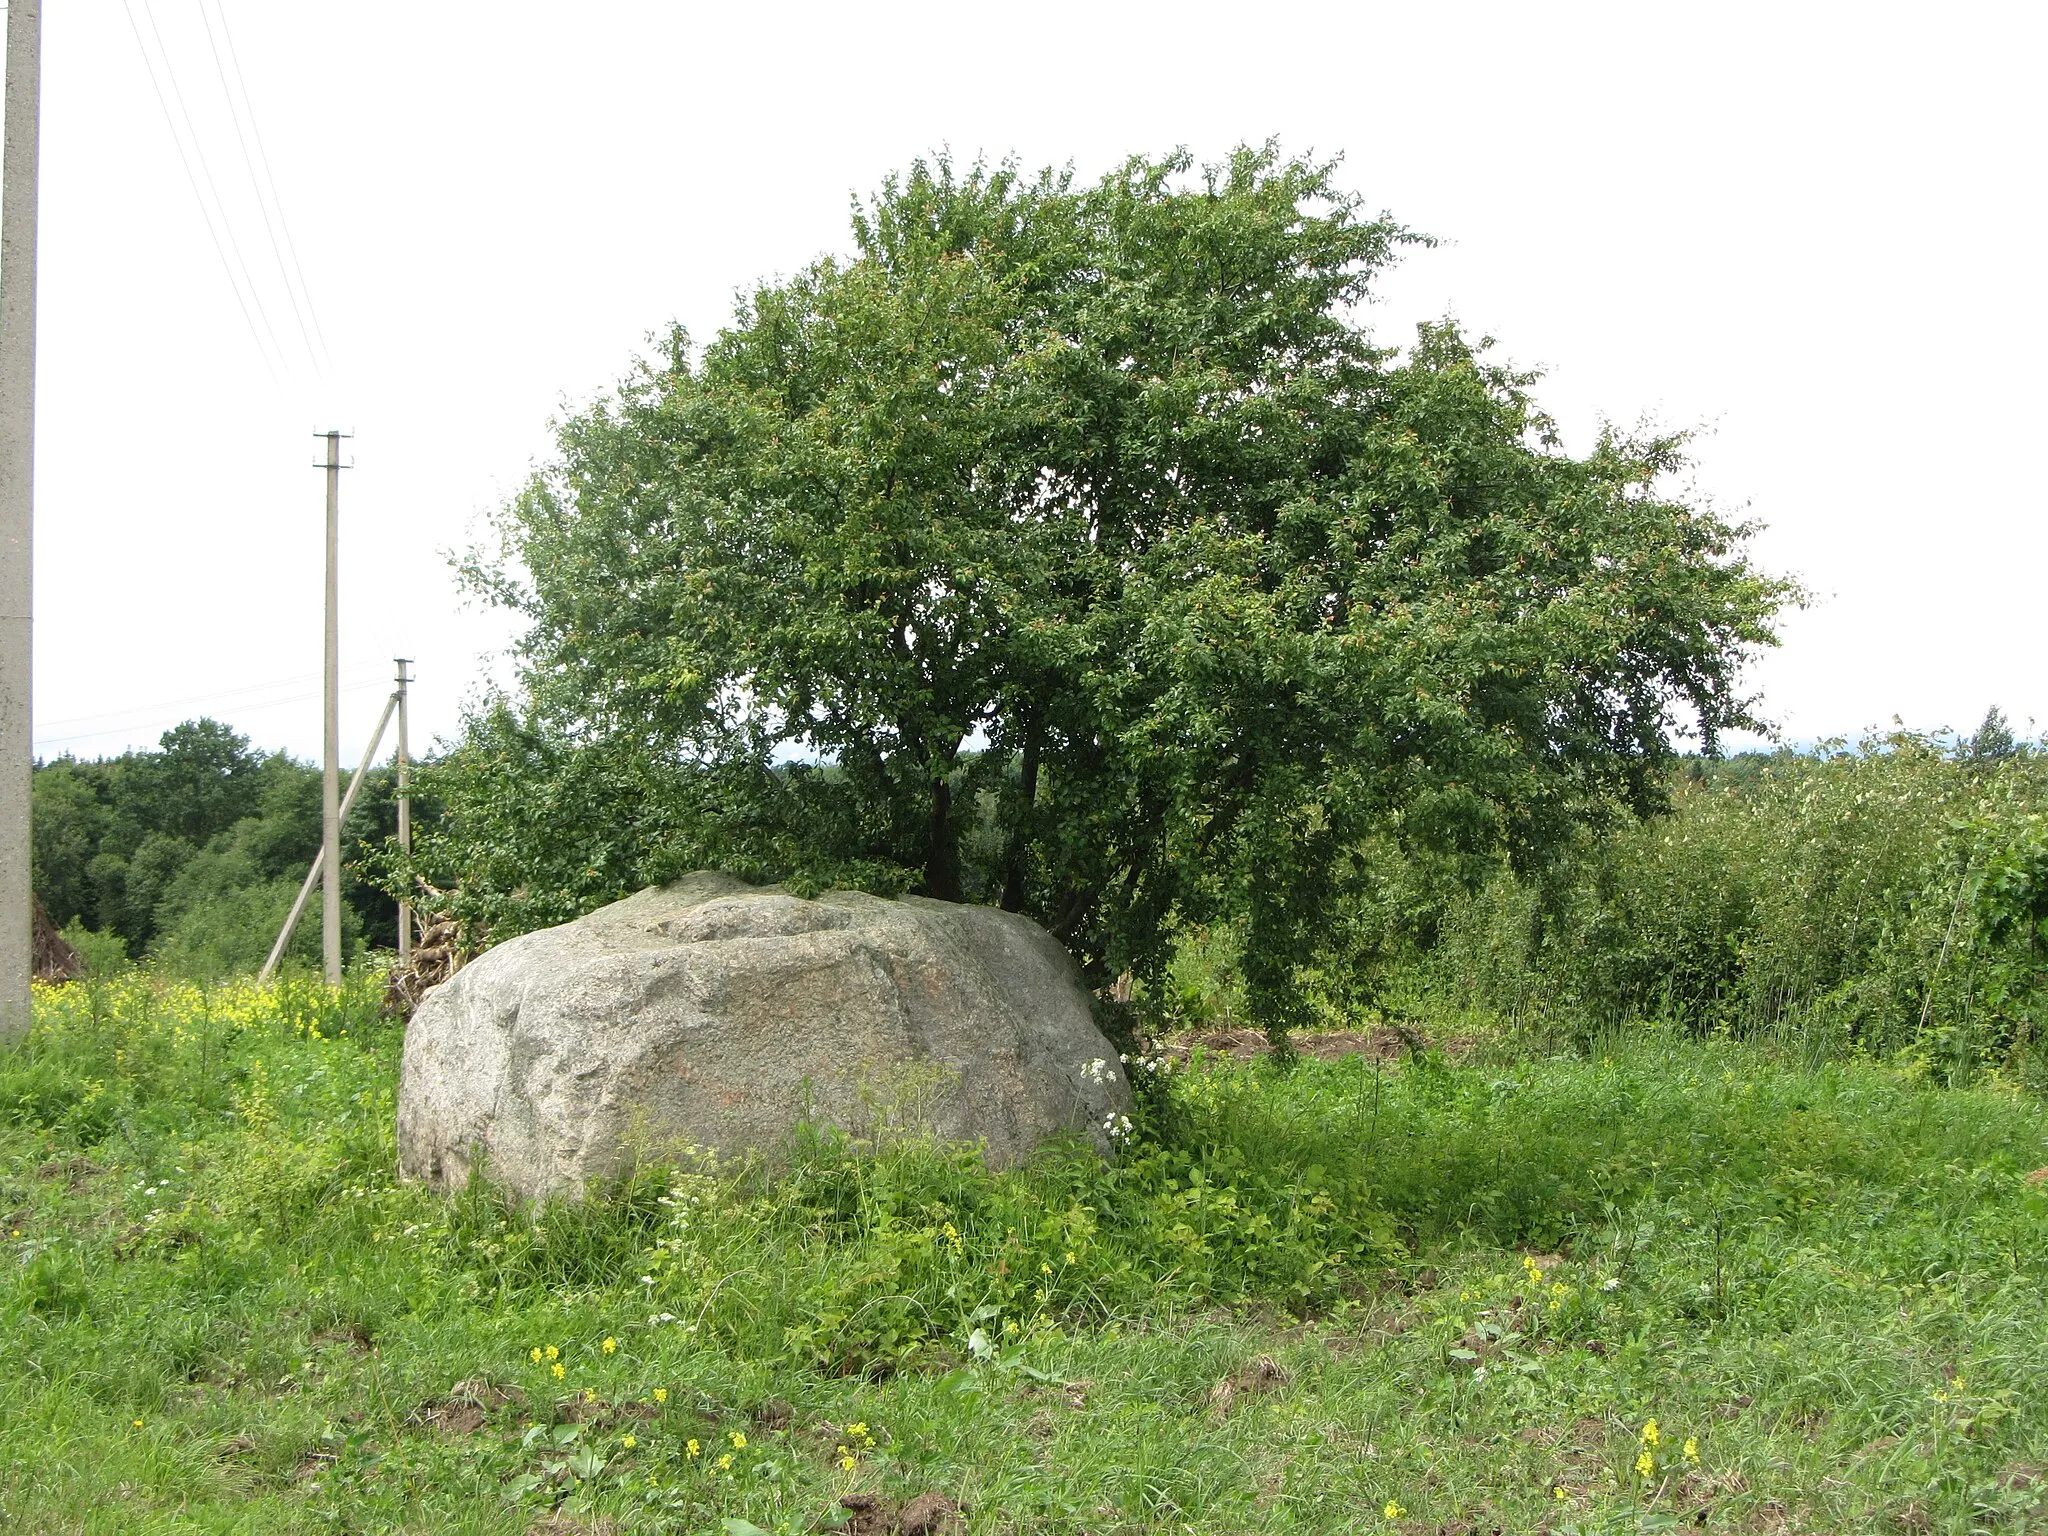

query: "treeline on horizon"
(30, 718), (410, 979)
(26, 707), (2048, 1081)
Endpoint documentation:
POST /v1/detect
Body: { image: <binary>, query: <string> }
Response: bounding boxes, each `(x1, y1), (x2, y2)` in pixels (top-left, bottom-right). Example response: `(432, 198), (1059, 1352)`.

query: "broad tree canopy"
(436, 145), (1790, 1034)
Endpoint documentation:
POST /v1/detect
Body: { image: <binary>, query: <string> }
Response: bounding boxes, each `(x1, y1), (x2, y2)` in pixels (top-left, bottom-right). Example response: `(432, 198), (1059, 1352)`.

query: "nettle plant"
(1961, 811), (2048, 1052)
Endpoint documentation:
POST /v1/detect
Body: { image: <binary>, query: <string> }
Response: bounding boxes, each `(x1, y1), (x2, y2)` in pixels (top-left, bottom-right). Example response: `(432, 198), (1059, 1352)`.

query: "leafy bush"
(151, 876), (352, 982)
(1431, 736), (2048, 1074)
(57, 918), (130, 976)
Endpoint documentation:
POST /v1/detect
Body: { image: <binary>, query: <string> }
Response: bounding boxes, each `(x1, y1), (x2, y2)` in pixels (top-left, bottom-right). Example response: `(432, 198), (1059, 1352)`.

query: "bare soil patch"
(833, 1492), (963, 1535)
(1171, 1026), (1477, 1063)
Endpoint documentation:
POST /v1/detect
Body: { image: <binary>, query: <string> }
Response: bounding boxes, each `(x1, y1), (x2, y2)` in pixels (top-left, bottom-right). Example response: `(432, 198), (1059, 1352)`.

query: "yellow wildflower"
(622, 1434), (637, 1449)
(1683, 1437), (1699, 1463)
(653, 1387), (668, 1404)
(1553, 1485), (1567, 1500)
(1640, 1418), (1660, 1447)
(1383, 1500), (1404, 1520)
(602, 1336), (617, 1355)
(729, 1430), (747, 1449)
(686, 1438), (700, 1457)
(132, 1418), (144, 1429)
(840, 1454), (857, 1471)
(530, 1347), (543, 1364)
(1636, 1450), (1655, 1477)
(717, 1453), (733, 1471)
(551, 1363), (565, 1380)
(847, 1421), (868, 1438)
(545, 1345), (560, 1361)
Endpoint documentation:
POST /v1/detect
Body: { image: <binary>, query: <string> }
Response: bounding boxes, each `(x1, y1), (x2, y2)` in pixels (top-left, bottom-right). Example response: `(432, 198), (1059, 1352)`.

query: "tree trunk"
(1000, 714), (1041, 913)
(924, 776), (962, 902)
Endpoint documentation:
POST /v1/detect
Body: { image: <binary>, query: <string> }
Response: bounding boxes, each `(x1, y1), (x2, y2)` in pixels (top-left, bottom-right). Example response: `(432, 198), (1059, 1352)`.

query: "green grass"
(3, 976), (2047, 1533)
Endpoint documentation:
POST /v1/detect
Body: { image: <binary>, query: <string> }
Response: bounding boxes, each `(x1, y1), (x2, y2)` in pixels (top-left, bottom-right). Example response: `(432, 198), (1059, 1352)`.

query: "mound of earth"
(397, 874), (1133, 1201)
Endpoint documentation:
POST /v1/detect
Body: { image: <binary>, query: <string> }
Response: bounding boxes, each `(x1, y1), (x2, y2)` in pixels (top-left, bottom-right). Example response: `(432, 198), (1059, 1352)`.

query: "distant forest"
(31, 718), (412, 978)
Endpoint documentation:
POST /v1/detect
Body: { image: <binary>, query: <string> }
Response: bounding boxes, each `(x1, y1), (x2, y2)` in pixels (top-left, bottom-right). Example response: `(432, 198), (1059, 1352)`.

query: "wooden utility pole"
(317, 431), (348, 985)
(0, 0), (39, 1042)
(394, 657), (412, 964)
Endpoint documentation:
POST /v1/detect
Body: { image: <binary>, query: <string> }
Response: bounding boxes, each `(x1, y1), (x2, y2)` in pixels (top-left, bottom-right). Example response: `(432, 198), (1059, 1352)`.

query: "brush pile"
(32, 898), (83, 983)
(383, 915), (464, 1019)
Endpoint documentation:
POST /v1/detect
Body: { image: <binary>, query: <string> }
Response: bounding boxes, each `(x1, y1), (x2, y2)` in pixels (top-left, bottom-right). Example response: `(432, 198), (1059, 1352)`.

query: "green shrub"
(1431, 736), (2048, 1071)
(149, 876), (355, 982)
(57, 918), (130, 976)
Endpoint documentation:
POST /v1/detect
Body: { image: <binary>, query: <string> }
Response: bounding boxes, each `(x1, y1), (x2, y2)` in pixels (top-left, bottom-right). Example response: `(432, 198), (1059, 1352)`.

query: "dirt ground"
(1167, 1025), (1477, 1063)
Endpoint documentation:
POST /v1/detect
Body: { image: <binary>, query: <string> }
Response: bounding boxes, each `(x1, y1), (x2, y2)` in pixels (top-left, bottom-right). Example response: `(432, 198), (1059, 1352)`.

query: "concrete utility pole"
(258, 690), (396, 985)
(0, 0), (40, 1043)
(394, 657), (412, 964)
(317, 431), (349, 985)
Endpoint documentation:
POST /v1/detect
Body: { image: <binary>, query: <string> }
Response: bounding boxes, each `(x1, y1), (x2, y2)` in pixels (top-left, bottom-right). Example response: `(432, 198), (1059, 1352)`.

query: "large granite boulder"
(397, 873), (1134, 1201)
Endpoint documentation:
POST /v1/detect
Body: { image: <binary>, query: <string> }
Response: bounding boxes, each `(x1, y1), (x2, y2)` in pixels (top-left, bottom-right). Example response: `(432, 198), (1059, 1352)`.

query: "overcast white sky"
(20, 0), (2046, 765)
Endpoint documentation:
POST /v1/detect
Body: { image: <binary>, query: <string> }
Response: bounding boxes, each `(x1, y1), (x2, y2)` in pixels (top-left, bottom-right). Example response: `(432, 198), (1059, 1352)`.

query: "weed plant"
(2, 975), (2046, 1532)
(1433, 738), (2048, 1076)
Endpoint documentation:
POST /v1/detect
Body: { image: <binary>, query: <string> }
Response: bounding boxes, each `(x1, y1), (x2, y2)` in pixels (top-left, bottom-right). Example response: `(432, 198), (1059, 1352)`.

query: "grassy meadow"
(3, 972), (2046, 1534)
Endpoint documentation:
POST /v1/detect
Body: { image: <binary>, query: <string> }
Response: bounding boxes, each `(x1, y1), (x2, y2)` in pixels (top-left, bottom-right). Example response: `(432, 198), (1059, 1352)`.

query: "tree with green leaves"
(434, 144), (1791, 1039)
(33, 718), (403, 972)
(1964, 706), (2019, 764)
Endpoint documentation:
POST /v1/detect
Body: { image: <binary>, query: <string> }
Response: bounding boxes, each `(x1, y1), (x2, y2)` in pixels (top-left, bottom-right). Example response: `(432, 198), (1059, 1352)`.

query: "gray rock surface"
(397, 873), (1134, 1201)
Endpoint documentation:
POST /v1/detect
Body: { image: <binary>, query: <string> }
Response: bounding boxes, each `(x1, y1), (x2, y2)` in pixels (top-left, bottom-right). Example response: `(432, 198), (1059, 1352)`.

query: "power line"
(34, 665), (389, 733)
(119, 0), (283, 386)
(197, 0), (325, 380)
(33, 678), (390, 754)
(136, 0), (294, 380)
(209, 0), (333, 373)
